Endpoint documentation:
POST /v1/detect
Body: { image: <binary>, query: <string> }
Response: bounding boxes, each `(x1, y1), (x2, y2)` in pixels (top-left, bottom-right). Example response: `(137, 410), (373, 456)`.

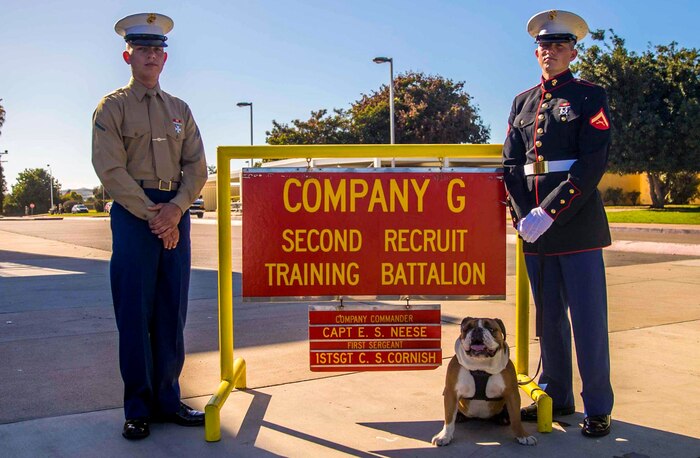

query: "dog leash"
(517, 355), (542, 386)
(535, 231), (547, 338)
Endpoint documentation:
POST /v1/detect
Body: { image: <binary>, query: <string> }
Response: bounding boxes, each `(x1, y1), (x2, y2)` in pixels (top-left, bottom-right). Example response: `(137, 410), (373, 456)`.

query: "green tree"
(3, 194), (21, 216)
(92, 185), (110, 212)
(0, 98), (5, 135)
(352, 72), (490, 144)
(61, 190), (84, 204)
(92, 185), (111, 201)
(267, 109), (355, 146)
(573, 31), (700, 208)
(266, 72), (490, 146)
(10, 168), (61, 213)
(207, 164), (217, 174)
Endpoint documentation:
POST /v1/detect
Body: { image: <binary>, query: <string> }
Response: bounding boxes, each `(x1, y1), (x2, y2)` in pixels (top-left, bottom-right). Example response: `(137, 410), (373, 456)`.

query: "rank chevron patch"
(589, 108), (610, 130)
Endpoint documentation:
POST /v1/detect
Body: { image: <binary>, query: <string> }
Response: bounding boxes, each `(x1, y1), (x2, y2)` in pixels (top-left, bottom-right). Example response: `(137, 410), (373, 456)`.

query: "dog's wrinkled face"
(460, 317), (506, 358)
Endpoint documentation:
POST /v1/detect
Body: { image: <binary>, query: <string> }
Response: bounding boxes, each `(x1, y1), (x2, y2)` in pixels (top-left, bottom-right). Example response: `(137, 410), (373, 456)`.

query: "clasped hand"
(148, 202), (182, 249)
(517, 207), (554, 243)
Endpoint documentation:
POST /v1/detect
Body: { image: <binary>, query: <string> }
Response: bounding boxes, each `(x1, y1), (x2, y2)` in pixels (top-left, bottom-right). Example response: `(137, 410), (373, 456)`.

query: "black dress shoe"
(122, 419), (150, 440)
(156, 402), (205, 426)
(520, 403), (575, 422)
(581, 414), (611, 437)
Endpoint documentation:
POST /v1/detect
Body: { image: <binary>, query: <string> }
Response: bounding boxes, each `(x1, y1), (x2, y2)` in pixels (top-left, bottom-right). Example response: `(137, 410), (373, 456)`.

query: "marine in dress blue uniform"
(502, 10), (614, 437)
(92, 13), (208, 440)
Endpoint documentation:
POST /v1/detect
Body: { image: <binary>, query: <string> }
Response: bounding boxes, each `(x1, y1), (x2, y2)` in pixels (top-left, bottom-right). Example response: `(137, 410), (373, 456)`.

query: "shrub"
(63, 200), (78, 212)
(603, 187), (625, 205)
(666, 172), (700, 204)
(627, 190), (641, 206)
(2, 195), (22, 216)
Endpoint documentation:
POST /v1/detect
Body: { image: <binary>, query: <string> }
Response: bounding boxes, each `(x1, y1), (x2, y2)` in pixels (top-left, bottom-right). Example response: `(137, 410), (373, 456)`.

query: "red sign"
(309, 305), (441, 371)
(242, 170), (505, 299)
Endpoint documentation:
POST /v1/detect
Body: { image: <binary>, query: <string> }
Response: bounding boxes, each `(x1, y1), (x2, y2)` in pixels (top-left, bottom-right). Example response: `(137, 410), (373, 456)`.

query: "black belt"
(138, 180), (180, 191)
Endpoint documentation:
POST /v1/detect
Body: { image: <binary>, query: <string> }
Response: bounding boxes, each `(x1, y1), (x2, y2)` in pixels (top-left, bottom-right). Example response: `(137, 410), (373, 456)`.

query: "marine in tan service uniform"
(502, 10), (613, 437)
(91, 12), (207, 440)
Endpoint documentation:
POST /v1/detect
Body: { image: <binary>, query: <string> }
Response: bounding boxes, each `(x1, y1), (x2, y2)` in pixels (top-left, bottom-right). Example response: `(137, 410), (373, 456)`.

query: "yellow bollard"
(517, 374), (552, 433)
(204, 359), (247, 442)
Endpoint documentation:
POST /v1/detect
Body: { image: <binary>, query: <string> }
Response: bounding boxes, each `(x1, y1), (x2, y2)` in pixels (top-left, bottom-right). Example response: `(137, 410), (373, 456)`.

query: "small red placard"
(309, 305), (442, 372)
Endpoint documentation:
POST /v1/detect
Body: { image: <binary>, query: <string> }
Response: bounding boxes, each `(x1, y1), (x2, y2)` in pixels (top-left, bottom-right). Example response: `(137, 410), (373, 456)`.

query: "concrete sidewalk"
(0, 226), (699, 457)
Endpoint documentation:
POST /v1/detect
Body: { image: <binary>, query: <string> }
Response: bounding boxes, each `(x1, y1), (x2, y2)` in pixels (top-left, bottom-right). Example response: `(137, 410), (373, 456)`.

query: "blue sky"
(1, 0), (698, 190)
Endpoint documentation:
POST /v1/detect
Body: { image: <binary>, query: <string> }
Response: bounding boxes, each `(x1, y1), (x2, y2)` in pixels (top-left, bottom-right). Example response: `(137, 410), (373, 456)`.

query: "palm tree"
(0, 98), (5, 136)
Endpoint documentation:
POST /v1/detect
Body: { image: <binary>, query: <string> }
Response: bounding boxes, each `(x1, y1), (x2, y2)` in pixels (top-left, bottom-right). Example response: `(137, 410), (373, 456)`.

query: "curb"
(609, 223), (700, 234)
(0, 217), (65, 221)
(2, 217), (699, 234)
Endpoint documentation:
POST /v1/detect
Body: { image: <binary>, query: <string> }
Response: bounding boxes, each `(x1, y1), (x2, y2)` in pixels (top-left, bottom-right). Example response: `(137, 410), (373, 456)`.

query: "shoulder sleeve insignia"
(589, 108), (610, 130)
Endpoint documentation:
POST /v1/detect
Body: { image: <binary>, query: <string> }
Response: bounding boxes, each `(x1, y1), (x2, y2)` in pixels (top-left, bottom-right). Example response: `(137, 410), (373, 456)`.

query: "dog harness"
(467, 370), (503, 401)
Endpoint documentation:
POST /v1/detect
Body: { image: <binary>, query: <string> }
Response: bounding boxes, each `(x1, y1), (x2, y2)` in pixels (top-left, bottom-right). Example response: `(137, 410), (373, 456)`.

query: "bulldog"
(432, 317), (537, 446)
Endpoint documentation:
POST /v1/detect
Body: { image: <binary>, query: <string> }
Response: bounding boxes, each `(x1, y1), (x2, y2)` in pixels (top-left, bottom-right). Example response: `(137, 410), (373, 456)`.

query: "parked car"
(189, 198), (205, 218)
(71, 204), (89, 214)
(104, 201), (113, 213)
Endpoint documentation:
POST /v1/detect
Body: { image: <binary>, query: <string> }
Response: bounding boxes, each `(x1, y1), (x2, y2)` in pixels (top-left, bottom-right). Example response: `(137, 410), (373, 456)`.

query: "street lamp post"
(0, 150), (7, 215)
(373, 56), (395, 167)
(236, 102), (254, 167)
(47, 163), (54, 212)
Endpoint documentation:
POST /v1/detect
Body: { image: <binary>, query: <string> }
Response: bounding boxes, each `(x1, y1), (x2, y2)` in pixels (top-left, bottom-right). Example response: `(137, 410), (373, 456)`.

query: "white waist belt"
(523, 159), (576, 176)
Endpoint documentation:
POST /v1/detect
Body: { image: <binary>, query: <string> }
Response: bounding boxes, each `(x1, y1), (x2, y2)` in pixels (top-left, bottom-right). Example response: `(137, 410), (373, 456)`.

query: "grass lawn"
(605, 205), (700, 225)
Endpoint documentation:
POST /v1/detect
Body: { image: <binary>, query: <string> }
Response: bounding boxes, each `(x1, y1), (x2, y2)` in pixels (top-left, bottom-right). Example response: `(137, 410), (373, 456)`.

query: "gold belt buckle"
(532, 161), (549, 175)
(158, 180), (172, 191)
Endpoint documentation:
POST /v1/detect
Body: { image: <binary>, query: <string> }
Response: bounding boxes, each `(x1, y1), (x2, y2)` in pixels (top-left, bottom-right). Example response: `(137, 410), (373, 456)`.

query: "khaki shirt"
(92, 78), (207, 220)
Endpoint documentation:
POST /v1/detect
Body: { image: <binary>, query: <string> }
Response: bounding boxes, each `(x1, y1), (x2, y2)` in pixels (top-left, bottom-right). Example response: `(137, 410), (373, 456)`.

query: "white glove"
(518, 207), (554, 243)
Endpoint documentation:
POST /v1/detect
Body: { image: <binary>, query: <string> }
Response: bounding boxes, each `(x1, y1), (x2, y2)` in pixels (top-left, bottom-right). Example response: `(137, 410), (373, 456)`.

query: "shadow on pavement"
(362, 417), (700, 457)
(0, 249), (331, 425)
(233, 390), (377, 457)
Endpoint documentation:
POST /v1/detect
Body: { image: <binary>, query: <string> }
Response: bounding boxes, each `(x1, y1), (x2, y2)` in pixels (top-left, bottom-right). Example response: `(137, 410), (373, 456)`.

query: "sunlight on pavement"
(0, 261), (85, 278)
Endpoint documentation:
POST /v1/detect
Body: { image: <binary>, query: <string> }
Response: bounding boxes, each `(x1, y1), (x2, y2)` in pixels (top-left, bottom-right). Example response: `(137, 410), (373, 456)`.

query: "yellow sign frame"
(205, 144), (551, 441)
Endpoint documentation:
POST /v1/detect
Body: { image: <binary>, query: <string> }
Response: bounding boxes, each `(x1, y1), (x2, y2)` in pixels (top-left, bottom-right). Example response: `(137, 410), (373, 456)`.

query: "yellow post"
(514, 237), (552, 433)
(205, 150), (247, 442)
